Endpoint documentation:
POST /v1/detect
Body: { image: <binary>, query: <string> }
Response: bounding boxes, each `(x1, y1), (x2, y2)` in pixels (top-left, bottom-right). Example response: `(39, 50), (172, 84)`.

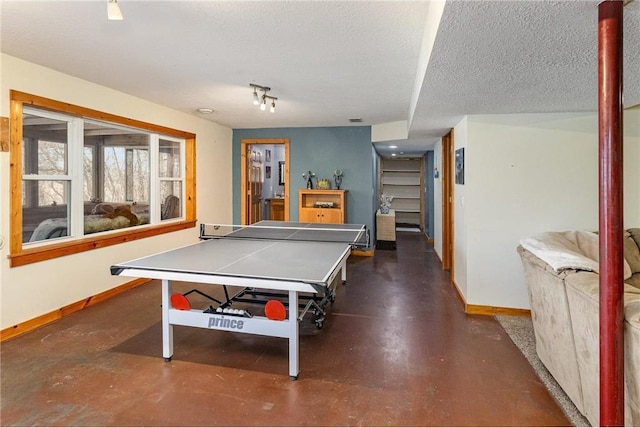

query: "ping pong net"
(199, 221), (368, 248)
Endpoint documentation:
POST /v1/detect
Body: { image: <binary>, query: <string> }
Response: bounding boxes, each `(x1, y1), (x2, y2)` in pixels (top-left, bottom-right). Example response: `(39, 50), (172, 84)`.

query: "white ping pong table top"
(111, 221), (366, 286)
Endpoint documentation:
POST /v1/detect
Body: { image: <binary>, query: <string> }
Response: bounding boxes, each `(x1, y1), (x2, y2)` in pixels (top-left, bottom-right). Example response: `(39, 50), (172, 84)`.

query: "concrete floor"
(0, 231), (570, 426)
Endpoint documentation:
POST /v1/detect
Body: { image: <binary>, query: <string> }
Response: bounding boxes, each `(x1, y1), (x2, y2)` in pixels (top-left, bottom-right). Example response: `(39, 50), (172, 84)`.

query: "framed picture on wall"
(455, 148), (465, 185)
(265, 149), (271, 163)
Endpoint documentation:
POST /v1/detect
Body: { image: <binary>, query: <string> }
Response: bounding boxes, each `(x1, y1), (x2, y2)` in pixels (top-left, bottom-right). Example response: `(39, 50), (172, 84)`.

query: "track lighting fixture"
(249, 84), (278, 113)
(108, 0), (123, 20)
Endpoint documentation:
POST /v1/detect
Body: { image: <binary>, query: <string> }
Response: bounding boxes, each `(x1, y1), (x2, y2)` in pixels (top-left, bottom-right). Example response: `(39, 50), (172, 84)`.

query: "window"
(159, 138), (183, 220)
(9, 91), (196, 267)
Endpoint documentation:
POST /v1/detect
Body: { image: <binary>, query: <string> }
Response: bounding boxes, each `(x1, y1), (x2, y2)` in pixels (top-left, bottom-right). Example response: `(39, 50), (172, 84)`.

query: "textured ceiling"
(411, 0), (640, 141)
(1, 1), (638, 159)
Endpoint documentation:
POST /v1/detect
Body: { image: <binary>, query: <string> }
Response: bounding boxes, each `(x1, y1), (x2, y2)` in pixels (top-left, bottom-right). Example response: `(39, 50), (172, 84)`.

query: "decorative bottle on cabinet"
(303, 170), (315, 189)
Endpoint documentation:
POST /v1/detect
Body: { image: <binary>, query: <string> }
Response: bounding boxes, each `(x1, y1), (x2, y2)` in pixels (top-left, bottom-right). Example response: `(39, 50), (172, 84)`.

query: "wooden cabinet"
(298, 189), (347, 224)
(269, 198), (285, 221)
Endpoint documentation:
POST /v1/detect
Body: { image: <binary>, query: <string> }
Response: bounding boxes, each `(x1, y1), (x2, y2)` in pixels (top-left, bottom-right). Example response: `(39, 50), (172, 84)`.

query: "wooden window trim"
(8, 90), (197, 267)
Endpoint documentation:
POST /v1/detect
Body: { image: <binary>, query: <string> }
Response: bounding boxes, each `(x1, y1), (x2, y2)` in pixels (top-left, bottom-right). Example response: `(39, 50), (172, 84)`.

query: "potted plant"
(380, 193), (393, 214)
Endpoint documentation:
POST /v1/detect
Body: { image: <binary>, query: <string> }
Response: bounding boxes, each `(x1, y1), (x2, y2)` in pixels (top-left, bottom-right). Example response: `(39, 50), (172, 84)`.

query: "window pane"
(38, 141), (68, 175)
(160, 181), (182, 220)
(37, 180), (67, 206)
(22, 112), (68, 176)
(22, 180), (70, 243)
(159, 139), (181, 178)
(125, 148), (149, 202)
(83, 146), (95, 201)
(97, 125), (149, 205)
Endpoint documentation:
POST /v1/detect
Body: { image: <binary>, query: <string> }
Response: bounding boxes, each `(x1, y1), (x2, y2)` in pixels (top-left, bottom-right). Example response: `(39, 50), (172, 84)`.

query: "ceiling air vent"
(349, 118), (363, 123)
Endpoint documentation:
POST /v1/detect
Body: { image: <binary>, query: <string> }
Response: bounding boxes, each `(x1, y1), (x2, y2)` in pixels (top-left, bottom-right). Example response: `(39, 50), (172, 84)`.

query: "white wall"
(452, 118), (468, 298)
(371, 120), (408, 142)
(624, 106), (640, 220)
(0, 54), (233, 329)
(435, 110), (640, 310)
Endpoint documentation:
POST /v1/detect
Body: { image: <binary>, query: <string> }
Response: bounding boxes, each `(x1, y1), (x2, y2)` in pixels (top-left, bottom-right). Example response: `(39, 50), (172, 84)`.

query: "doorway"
(240, 138), (290, 225)
(442, 130), (454, 273)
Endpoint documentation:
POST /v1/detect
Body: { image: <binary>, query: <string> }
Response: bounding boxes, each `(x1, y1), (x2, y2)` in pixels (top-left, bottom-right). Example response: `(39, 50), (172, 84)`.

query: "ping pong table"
(110, 220), (367, 379)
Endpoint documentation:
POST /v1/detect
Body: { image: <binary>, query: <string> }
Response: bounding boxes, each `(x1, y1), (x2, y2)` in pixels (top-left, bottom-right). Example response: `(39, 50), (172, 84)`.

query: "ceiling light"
(391, 153), (397, 157)
(197, 108), (214, 114)
(249, 84), (278, 114)
(389, 145), (398, 149)
(108, 0), (123, 20)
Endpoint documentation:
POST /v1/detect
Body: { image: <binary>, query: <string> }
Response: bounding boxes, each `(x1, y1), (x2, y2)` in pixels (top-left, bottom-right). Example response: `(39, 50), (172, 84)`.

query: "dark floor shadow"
(109, 315), (327, 377)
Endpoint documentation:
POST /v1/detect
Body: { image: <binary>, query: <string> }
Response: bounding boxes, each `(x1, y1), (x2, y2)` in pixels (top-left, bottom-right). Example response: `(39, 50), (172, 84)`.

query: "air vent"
(349, 118), (363, 123)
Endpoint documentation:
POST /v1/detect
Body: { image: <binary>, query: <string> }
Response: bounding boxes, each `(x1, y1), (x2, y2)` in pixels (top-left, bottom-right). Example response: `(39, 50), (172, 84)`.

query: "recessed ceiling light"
(391, 153), (397, 157)
(389, 145), (398, 149)
(197, 108), (214, 114)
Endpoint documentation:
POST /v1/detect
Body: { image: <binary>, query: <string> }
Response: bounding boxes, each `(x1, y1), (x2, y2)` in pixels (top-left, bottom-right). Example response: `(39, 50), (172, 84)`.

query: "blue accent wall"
(372, 147), (381, 226)
(233, 127), (374, 239)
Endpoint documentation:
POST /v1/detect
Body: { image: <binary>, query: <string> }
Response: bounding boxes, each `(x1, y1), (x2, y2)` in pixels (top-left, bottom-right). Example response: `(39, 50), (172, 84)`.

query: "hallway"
(0, 232), (570, 426)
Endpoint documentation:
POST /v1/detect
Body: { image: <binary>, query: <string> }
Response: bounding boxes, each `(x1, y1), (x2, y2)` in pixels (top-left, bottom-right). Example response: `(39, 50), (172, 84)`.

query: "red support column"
(598, 1), (624, 426)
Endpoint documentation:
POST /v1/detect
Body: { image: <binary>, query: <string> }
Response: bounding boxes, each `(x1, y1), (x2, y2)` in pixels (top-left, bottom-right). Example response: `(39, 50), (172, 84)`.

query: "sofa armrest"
(517, 245), (574, 280)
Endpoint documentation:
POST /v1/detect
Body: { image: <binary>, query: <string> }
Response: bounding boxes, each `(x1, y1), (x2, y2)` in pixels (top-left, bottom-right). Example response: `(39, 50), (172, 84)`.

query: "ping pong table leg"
(161, 279), (174, 362)
(341, 260), (347, 284)
(288, 290), (299, 380)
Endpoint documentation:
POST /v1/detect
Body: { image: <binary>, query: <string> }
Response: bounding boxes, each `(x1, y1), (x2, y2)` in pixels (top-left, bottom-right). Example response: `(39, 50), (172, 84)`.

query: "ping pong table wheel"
(290, 375), (298, 381)
(164, 357), (172, 362)
(315, 318), (324, 329)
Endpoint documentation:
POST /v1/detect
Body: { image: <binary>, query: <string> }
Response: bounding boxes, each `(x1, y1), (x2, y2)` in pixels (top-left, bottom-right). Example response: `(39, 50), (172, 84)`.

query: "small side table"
(376, 209), (396, 250)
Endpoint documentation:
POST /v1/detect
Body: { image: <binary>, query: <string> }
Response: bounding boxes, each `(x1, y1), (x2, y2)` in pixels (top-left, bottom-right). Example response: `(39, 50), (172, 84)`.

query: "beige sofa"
(517, 229), (640, 427)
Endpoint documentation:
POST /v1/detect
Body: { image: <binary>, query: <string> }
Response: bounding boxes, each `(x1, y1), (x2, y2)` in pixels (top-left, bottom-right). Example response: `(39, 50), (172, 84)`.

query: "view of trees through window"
(101, 146), (149, 203)
(36, 140), (68, 206)
(21, 108), (183, 244)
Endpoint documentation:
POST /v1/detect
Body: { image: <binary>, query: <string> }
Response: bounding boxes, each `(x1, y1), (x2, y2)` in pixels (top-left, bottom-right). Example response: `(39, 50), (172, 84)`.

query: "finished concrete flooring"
(0, 231), (570, 426)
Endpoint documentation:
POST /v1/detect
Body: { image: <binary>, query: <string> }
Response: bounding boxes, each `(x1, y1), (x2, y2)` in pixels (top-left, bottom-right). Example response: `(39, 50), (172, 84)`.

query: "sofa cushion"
(626, 273), (640, 291)
(629, 229), (640, 248)
(623, 291), (640, 426)
(564, 272), (640, 426)
(625, 231), (640, 274)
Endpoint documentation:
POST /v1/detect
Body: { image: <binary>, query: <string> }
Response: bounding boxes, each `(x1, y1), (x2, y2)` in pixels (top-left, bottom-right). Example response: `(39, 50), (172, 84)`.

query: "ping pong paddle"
(265, 300), (286, 321)
(171, 293), (191, 310)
